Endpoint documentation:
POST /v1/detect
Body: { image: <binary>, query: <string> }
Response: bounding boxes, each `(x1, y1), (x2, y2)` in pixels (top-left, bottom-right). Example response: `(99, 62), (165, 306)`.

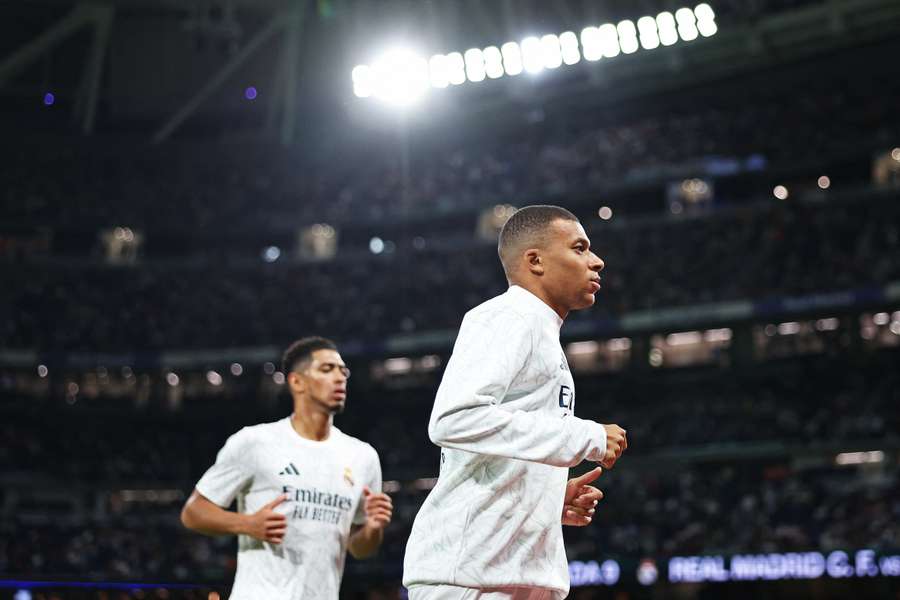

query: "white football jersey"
(403, 285), (608, 596)
(195, 417), (382, 600)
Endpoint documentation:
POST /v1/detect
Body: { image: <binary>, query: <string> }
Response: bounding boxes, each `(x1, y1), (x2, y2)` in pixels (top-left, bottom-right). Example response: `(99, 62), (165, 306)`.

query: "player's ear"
(525, 248), (544, 275)
(288, 371), (306, 394)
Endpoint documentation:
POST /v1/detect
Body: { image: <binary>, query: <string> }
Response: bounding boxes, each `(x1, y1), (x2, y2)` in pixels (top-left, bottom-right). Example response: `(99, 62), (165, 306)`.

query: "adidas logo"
(279, 463), (300, 476)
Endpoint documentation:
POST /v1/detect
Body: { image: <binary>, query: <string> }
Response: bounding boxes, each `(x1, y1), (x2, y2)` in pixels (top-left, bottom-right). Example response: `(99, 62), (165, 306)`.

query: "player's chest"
(258, 448), (361, 495)
(511, 341), (576, 413)
(254, 449), (363, 526)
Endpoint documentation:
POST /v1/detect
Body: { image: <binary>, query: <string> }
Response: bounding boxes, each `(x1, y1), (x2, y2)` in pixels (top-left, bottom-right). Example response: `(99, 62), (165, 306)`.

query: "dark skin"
(505, 218), (628, 525)
(181, 349), (392, 558)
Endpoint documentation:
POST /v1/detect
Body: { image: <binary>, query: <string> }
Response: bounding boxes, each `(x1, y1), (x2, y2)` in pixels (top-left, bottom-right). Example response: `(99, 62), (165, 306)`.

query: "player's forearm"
(429, 399), (607, 467)
(347, 524), (383, 559)
(181, 494), (248, 537)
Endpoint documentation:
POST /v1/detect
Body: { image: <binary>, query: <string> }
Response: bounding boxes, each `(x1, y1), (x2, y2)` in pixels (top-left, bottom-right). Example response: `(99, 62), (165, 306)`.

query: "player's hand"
(243, 494), (288, 544)
(362, 486), (392, 531)
(601, 424), (627, 469)
(562, 467), (604, 526)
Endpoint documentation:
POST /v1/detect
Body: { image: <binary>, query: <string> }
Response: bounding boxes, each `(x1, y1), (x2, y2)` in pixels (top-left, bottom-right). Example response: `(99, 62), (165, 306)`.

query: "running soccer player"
(403, 205), (628, 600)
(181, 336), (392, 599)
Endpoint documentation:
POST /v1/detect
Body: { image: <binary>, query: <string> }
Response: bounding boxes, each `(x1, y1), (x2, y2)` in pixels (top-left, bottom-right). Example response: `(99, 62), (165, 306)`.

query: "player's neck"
(510, 281), (569, 321)
(289, 409), (332, 441)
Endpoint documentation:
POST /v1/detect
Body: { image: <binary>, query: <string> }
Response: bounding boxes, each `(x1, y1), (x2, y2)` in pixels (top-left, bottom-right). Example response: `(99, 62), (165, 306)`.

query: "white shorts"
(407, 585), (562, 600)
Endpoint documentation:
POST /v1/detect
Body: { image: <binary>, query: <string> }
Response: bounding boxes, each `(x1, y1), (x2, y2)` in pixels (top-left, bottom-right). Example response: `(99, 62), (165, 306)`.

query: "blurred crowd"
(2, 350), (898, 583)
(2, 63), (897, 232)
(3, 192), (898, 351)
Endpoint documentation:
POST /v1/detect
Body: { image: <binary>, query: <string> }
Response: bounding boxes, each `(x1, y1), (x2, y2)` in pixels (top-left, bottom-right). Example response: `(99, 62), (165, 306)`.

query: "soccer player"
(180, 336), (392, 599)
(403, 205), (628, 600)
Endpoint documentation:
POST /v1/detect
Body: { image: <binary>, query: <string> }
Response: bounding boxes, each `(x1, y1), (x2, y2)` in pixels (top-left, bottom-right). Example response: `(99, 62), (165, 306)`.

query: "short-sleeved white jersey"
(195, 417), (382, 599)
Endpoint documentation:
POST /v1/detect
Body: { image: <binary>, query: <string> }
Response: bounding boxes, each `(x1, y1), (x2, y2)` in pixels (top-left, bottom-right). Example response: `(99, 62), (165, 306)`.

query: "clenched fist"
(243, 494), (288, 544)
(362, 486), (393, 531)
(600, 424), (627, 469)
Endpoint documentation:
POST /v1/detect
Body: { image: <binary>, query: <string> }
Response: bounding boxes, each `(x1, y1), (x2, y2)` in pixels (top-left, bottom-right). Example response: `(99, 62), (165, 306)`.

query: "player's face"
(542, 219), (605, 311)
(297, 349), (350, 414)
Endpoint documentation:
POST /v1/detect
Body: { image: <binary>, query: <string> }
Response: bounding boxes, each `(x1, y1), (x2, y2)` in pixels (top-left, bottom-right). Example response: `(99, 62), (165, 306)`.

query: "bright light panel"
(352, 4), (717, 103)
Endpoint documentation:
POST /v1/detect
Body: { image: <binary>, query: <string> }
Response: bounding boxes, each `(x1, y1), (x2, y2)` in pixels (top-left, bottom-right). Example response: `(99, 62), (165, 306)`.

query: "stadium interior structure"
(2, 0), (900, 598)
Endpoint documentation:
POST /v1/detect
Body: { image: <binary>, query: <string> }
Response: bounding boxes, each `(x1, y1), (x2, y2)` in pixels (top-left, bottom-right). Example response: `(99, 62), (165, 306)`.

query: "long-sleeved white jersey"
(403, 285), (608, 596)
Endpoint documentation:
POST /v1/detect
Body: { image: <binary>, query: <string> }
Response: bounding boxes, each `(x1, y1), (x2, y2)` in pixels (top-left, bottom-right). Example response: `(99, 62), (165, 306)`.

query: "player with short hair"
(403, 205), (628, 600)
(181, 336), (392, 599)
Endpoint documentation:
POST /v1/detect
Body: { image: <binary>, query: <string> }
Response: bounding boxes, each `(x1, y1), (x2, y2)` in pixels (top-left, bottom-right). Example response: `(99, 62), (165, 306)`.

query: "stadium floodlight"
(638, 16), (660, 50)
(580, 27), (603, 61)
(695, 3), (718, 37)
(617, 20), (639, 54)
(428, 54), (450, 88)
(370, 48), (430, 105)
(351, 4), (717, 100)
(598, 23), (620, 58)
(483, 46), (505, 78)
(501, 41), (523, 75)
(675, 8), (699, 41)
(445, 52), (466, 85)
(540, 34), (563, 69)
(559, 31), (581, 65)
(464, 48), (487, 82)
(351, 65), (373, 98)
(521, 36), (544, 74)
(656, 12), (679, 46)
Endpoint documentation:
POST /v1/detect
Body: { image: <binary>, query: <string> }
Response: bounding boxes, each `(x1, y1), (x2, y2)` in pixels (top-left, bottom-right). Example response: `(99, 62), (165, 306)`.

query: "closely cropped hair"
(282, 336), (338, 374)
(497, 205), (578, 275)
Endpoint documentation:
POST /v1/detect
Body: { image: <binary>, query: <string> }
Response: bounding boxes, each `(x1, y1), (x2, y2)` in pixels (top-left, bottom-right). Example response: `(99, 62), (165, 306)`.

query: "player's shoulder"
(229, 417), (287, 443)
(463, 289), (530, 328)
(331, 427), (380, 460)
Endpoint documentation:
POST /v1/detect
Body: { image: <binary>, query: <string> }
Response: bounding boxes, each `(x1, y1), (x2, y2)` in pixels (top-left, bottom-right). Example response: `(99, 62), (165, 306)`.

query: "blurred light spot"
(892, 147), (900, 162)
(263, 362), (276, 375)
(815, 317), (839, 331)
(777, 321), (801, 335)
(206, 371), (223, 386)
(836, 450), (884, 465)
(598, 206), (613, 220)
(608, 337), (632, 351)
(230, 363), (243, 376)
(369, 237), (385, 254)
(244, 86), (258, 100)
(37, 364), (48, 378)
(166, 372), (180, 386)
(773, 185), (789, 200)
(43, 92), (55, 106)
(273, 371), (285, 385)
(262, 246), (281, 262)
(817, 175), (830, 189)
(648, 348), (663, 367)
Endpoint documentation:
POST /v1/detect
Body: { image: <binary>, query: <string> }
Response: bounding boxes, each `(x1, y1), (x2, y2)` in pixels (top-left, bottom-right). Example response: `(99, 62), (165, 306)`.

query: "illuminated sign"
(668, 550), (900, 583)
(569, 560), (621, 586)
(567, 550), (900, 587)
